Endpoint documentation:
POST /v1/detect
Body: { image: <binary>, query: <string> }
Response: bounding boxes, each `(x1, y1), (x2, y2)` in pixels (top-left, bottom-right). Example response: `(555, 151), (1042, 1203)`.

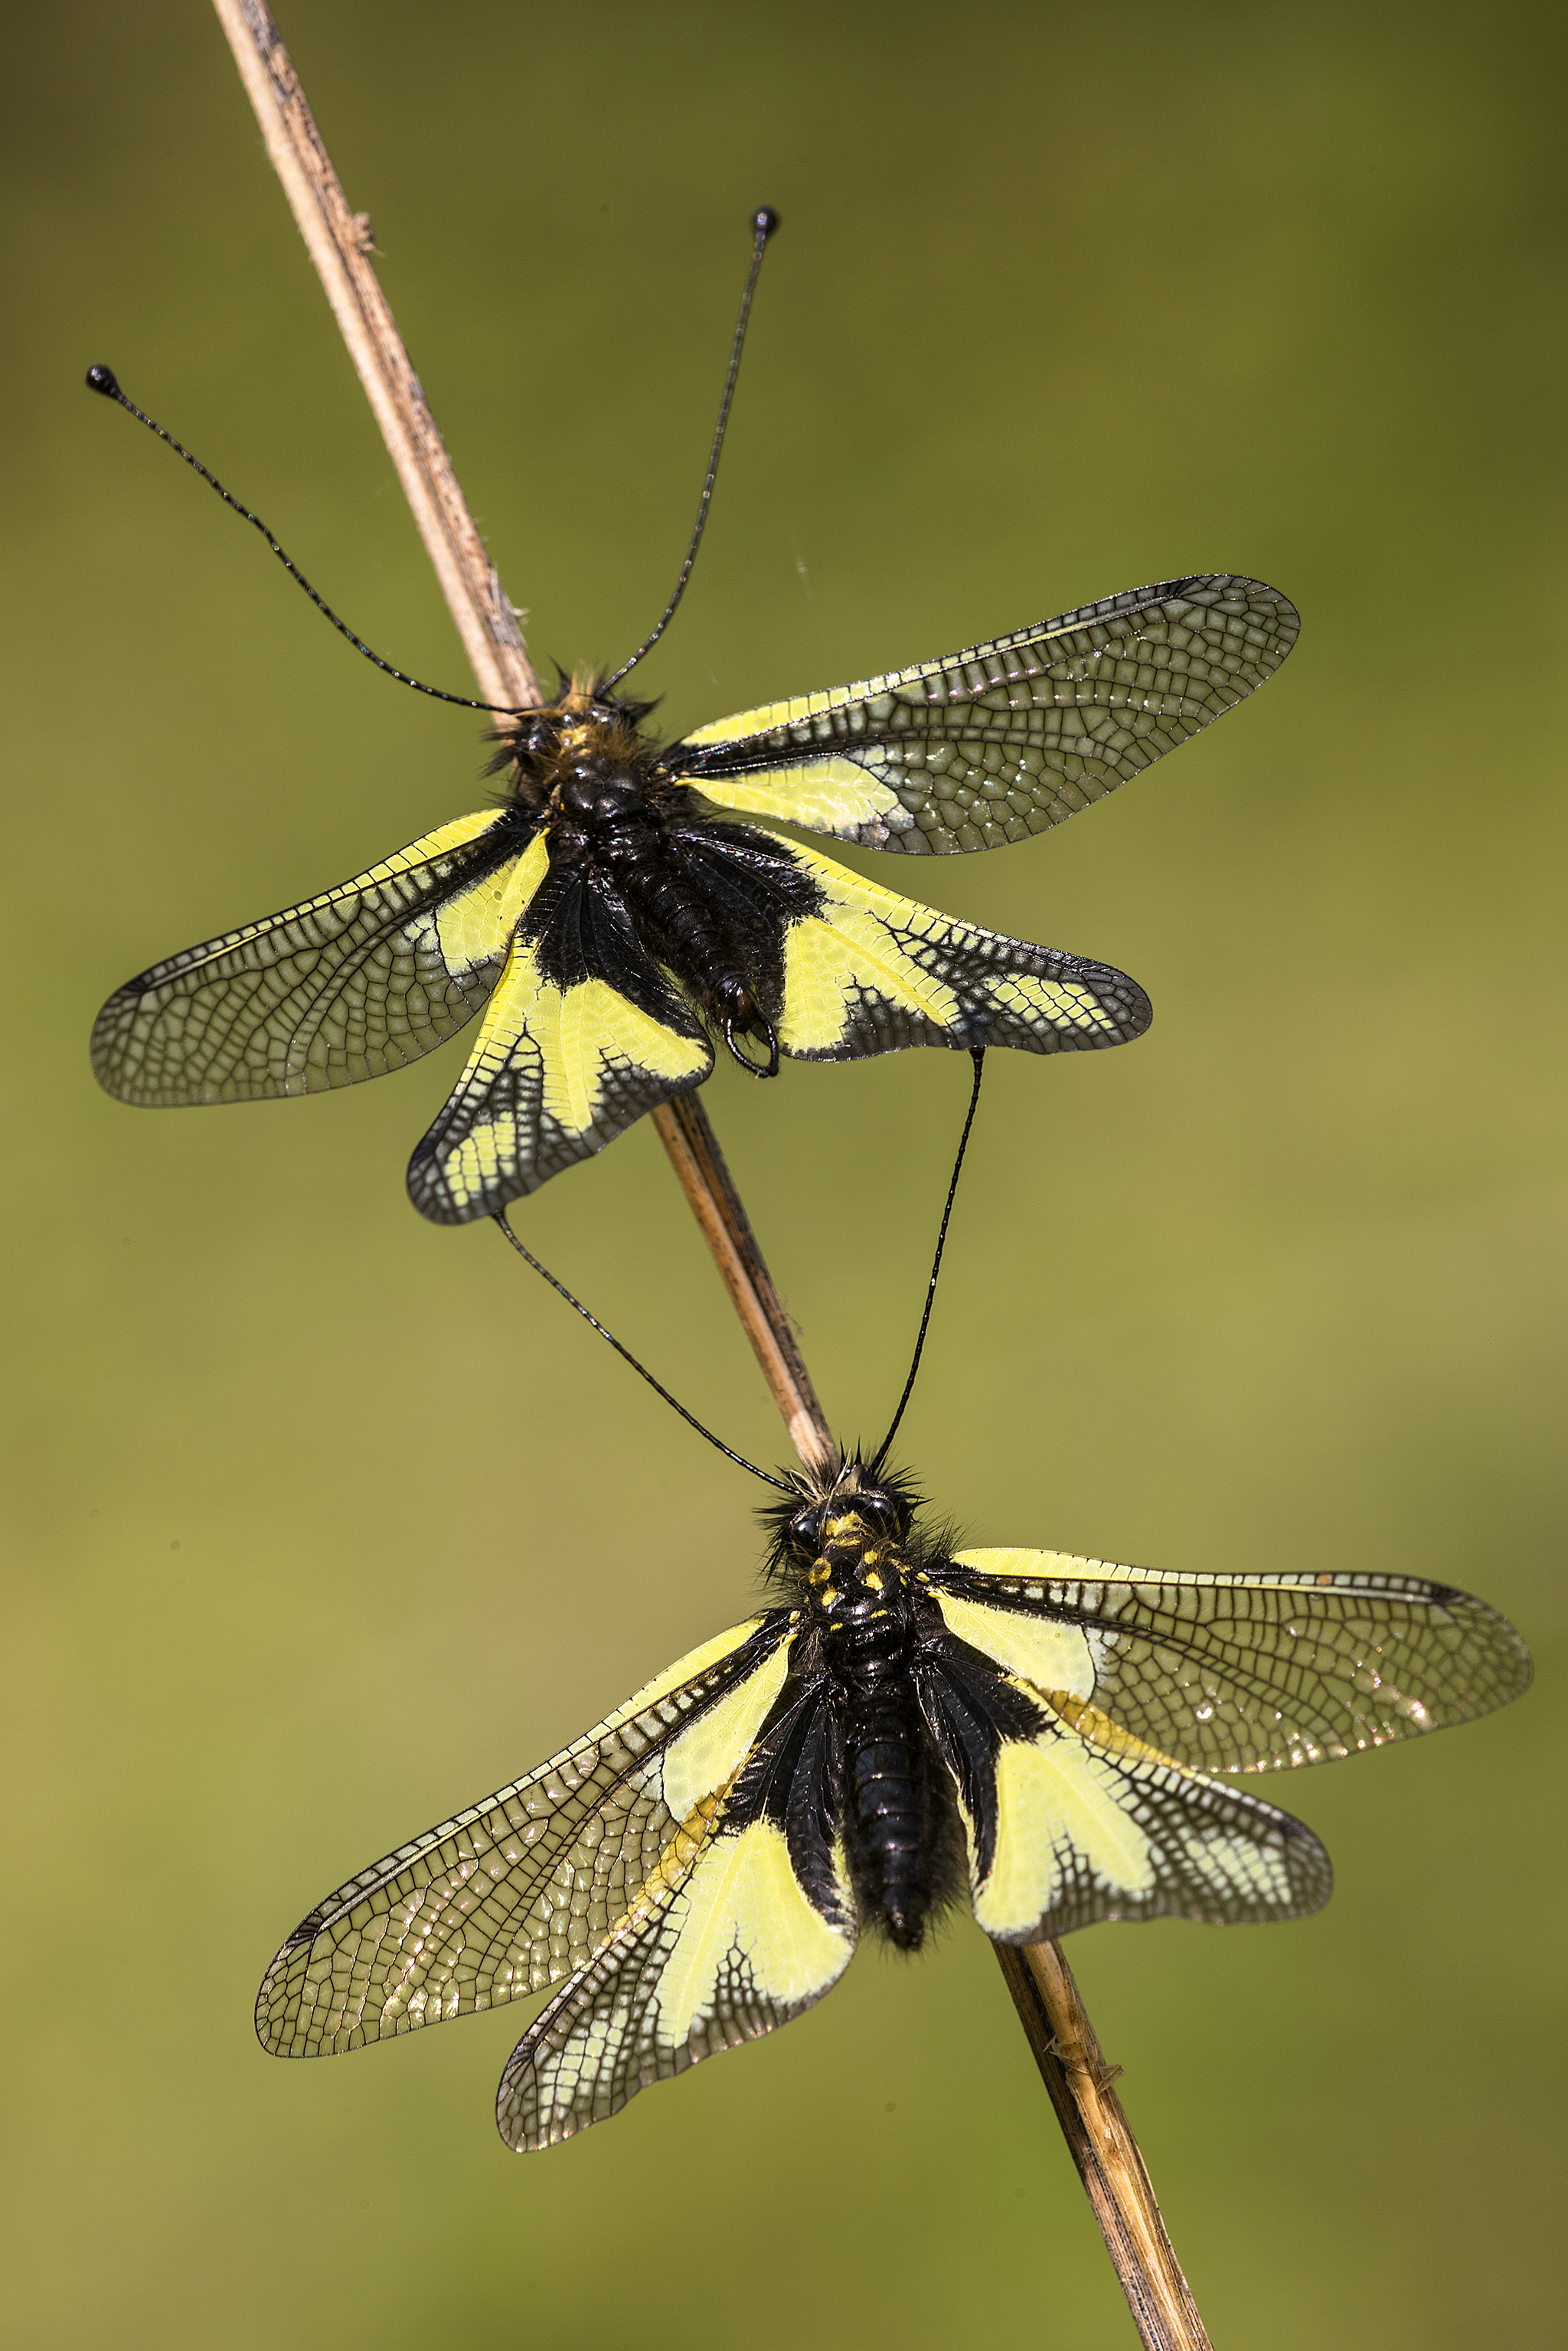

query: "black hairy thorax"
(769, 1459), (968, 1950)
(492, 678), (824, 1075)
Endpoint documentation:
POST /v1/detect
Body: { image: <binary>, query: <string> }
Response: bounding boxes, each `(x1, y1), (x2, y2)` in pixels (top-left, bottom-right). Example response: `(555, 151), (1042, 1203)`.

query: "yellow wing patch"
(433, 829), (548, 973)
(615, 1617), (776, 1725)
(495, 1810), (857, 2149)
(933, 1587), (1099, 1700)
(691, 756), (901, 836)
(780, 894), (959, 1050)
(541, 977), (707, 1131)
(970, 1733), (1156, 1936)
(962, 1680), (1329, 1943)
(774, 841), (1145, 1060)
(92, 806), (524, 1105)
(656, 1820), (854, 2042)
(660, 1641), (794, 1820)
(406, 932), (714, 1222)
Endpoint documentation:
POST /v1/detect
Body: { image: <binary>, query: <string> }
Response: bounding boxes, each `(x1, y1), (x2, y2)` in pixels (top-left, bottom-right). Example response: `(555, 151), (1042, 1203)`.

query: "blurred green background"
(3, 1), (1563, 2343)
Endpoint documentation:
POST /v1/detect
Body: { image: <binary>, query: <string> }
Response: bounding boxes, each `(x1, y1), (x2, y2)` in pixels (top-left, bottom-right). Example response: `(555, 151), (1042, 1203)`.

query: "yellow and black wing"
(926, 1551), (1531, 1775)
(403, 873), (715, 1222)
(675, 576), (1298, 854)
(497, 1679), (857, 2150)
(923, 1634), (1333, 1939)
(90, 808), (526, 1104)
(256, 1611), (798, 2061)
(772, 841), (1149, 1060)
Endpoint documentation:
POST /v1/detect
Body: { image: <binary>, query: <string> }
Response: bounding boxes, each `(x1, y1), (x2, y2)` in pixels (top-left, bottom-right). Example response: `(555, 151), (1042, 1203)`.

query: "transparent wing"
(923, 1641), (1331, 1941)
(928, 1553), (1531, 1776)
(256, 1612), (795, 2059)
(675, 576), (1298, 854)
(404, 927), (714, 1223)
(496, 1689), (857, 2150)
(91, 808), (531, 1104)
(774, 842), (1150, 1061)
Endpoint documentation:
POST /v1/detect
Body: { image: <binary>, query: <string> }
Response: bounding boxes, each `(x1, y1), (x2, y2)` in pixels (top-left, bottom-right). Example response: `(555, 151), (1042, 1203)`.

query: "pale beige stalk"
(208, 7), (1211, 2340)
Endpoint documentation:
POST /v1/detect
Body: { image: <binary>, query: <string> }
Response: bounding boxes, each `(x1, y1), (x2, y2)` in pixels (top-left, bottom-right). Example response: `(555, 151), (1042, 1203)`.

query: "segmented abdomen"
(841, 1690), (938, 1948)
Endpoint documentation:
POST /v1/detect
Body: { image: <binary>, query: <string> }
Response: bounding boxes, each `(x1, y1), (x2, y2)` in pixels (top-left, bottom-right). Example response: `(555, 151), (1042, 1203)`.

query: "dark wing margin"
(926, 1553), (1531, 1776)
(673, 576), (1298, 854)
(256, 1612), (795, 2060)
(91, 808), (528, 1105)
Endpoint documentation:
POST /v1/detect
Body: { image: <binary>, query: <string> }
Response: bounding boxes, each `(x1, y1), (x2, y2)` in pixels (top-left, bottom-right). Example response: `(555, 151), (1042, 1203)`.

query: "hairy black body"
(498, 682), (823, 1073)
(92, 648), (1161, 1222)
(730, 1461), (996, 1950)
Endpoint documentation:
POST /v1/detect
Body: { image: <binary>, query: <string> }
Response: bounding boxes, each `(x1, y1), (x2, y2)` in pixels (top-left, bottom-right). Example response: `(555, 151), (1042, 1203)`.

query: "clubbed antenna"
(606, 205), (780, 687)
(84, 364), (518, 713)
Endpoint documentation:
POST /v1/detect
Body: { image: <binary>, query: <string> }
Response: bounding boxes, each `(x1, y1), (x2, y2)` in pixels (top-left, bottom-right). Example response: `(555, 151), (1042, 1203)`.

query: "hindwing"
(924, 1551), (1532, 1775)
(498, 1680), (855, 2150)
(773, 841), (1150, 1060)
(920, 1633), (1331, 1939)
(675, 576), (1298, 854)
(406, 860), (714, 1222)
(90, 808), (527, 1104)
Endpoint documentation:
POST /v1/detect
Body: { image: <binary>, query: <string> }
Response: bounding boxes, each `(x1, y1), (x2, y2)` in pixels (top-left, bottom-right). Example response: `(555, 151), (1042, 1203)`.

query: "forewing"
(495, 1685), (856, 2150)
(256, 1612), (795, 2059)
(775, 842), (1149, 1060)
(404, 925), (714, 1223)
(927, 1552), (1531, 1775)
(675, 576), (1298, 853)
(92, 808), (531, 1104)
(922, 1637), (1331, 1941)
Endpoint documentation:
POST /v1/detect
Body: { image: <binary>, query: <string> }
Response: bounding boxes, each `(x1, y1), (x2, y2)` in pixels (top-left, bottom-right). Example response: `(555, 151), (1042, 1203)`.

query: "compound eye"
(868, 1489), (908, 1537)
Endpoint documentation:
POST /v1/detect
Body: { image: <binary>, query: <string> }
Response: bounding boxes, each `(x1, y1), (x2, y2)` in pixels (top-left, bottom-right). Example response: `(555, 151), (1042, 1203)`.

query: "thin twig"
(213, 0), (538, 711)
(652, 1093), (834, 1470)
(211, 0), (828, 1465)
(208, 8), (1210, 2341)
(997, 1944), (1214, 2349)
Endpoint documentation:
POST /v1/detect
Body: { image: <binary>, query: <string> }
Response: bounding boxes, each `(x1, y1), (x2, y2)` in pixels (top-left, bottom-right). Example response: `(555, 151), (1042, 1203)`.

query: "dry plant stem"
(212, 0), (539, 712)
(652, 1093), (834, 1470)
(997, 1943), (1214, 2350)
(209, 8), (1209, 2341)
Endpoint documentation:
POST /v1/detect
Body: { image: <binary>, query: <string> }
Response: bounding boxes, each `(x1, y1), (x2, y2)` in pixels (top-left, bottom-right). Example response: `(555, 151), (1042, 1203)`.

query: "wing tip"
(253, 1906), (329, 2056)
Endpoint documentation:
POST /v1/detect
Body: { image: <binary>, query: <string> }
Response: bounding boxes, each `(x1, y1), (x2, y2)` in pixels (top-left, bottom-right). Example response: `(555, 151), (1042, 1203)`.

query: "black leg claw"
(723, 1018), (780, 1078)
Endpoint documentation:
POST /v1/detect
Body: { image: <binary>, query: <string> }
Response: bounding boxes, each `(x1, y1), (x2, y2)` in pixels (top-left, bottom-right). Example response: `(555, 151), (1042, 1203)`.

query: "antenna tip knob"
(85, 364), (122, 398)
(753, 205), (781, 243)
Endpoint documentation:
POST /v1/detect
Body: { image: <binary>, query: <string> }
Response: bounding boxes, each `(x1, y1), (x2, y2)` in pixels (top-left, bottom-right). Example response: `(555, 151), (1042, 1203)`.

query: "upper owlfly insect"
(87, 210), (1295, 1222)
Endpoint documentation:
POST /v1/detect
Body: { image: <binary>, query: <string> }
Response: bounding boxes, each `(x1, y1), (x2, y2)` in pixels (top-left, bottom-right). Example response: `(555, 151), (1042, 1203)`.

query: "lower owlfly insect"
(256, 1446), (1528, 2150)
(85, 210), (1297, 1223)
(254, 1064), (1529, 2150)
